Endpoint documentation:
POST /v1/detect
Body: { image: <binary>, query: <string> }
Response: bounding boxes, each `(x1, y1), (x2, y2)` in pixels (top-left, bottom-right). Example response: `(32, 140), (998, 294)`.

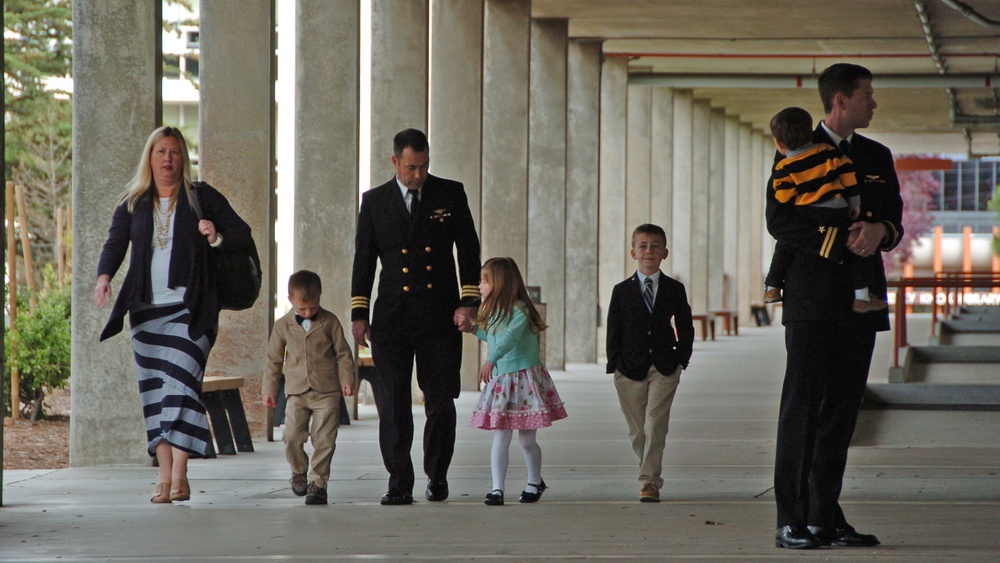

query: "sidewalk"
(2, 323), (998, 561)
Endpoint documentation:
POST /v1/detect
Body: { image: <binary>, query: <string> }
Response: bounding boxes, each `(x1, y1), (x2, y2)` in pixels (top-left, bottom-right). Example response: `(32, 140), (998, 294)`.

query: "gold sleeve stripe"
(883, 221), (900, 248)
(819, 226), (838, 259)
(461, 285), (480, 298)
(351, 297), (369, 308)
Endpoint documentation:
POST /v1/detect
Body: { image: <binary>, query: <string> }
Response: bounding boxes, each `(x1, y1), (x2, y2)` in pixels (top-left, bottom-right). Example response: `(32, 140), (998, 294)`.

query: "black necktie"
(408, 189), (420, 218)
(839, 139), (851, 156)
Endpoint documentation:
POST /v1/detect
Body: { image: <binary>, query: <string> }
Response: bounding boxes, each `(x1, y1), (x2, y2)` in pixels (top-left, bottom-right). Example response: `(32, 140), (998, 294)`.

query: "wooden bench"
(691, 313), (716, 341)
(352, 355), (380, 420)
(708, 310), (738, 336)
(202, 376), (254, 456)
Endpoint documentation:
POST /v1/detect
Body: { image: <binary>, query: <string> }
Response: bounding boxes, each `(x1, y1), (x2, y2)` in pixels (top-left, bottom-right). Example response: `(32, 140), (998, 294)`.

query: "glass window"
(942, 168), (959, 211)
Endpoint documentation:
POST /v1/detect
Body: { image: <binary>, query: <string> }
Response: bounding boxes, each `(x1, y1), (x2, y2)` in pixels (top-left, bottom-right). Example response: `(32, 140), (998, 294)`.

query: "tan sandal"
(151, 482), (172, 504)
(169, 479), (191, 502)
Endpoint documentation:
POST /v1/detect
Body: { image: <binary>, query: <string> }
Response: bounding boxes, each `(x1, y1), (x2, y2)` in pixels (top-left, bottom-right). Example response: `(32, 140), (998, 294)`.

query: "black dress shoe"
(518, 480), (547, 503)
(775, 525), (820, 549)
(484, 489), (504, 506)
(808, 525), (880, 547)
(380, 488), (414, 505)
(425, 479), (449, 502)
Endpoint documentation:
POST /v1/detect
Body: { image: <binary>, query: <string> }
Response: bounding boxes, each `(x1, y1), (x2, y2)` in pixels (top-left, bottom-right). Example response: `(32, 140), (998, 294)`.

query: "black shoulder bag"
(189, 187), (262, 311)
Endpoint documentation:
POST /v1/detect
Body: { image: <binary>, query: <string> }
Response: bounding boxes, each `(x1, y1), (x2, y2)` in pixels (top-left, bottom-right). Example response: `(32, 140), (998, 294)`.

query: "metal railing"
(887, 274), (1000, 368)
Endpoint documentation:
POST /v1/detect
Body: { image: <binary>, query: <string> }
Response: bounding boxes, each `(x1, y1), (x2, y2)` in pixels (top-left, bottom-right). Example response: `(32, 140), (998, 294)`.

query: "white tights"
(491, 429), (542, 493)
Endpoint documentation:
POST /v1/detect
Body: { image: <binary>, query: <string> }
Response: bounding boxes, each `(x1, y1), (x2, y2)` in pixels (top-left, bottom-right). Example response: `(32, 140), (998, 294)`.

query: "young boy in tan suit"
(264, 270), (355, 505)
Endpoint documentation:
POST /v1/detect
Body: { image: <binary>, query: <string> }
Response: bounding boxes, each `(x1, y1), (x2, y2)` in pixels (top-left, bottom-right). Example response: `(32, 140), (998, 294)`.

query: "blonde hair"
(475, 257), (546, 334)
(118, 126), (195, 212)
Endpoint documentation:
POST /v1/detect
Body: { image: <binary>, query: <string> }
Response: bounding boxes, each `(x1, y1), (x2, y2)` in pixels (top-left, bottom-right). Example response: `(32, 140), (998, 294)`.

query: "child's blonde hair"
(475, 257), (546, 334)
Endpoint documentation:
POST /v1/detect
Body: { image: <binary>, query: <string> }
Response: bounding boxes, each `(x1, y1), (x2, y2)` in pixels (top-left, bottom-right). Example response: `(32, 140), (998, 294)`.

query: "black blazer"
(351, 174), (481, 335)
(606, 271), (694, 381)
(765, 125), (904, 331)
(97, 182), (253, 341)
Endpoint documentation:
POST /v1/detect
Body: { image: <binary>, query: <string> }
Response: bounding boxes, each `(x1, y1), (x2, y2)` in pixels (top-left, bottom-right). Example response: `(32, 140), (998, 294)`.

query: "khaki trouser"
(283, 389), (342, 489)
(614, 365), (682, 490)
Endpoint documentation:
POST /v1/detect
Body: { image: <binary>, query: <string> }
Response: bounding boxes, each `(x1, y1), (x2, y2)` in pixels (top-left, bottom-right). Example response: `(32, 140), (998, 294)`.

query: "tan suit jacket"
(264, 308), (355, 396)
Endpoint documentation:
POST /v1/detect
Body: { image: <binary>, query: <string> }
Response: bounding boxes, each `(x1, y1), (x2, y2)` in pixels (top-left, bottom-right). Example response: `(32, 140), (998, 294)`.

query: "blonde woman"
(94, 126), (253, 503)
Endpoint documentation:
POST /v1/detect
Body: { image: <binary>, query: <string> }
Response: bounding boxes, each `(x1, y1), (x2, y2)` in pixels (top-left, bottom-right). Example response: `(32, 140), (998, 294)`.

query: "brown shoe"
(290, 472), (308, 497)
(852, 298), (889, 313)
(151, 482), (172, 504)
(763, 288), (782, 304)
(169, 479), (190, 502)
(639, 483), (660, 503)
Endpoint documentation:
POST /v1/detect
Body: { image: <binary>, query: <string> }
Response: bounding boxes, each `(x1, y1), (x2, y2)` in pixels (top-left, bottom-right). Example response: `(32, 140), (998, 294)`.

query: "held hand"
(847, 221), (887, 257)
(263, 394), (277, 409)
(352, 319), (371, 348)
(478, 361), (495, 384)
(454, 306), (475, 332)
(343, 384), (356, 397)
(198, 219), (218, 245)
(93, 275), (112, 308)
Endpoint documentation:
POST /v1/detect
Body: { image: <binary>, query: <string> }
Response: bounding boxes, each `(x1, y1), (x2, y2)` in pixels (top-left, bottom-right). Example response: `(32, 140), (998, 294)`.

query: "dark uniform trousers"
(351, 174), (481, 495)
(371, 328), (462, 493)
(767, 125), (903, 530)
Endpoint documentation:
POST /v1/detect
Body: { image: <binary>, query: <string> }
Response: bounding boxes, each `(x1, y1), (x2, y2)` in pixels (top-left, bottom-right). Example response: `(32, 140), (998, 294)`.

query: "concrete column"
(626, 85), (652, 273)
(689, 98), (711, 312)
(650, 88), (674, 233)
(481, 0), (530, 264)
(722, 116), (740, 310)
(294, 1), (359, 332)
(565, 40), (601, 363)
(707, 107), (726, 311)
(200, 0), (275, 434)
(71, 0), (161, 466)
(750, 131), (766, 309)
(756, 132), (772, 293)
(670, 90), (693, 286)
(370, 0), (427, 184)
(598, 56), (628, 353)
(736, 122), (753, 325)
(527, 18), (567, 369)
(430, 0), (483, 390)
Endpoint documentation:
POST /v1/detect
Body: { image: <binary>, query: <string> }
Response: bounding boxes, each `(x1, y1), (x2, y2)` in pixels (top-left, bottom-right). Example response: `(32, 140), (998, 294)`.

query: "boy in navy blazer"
(606, 223), (694, 503)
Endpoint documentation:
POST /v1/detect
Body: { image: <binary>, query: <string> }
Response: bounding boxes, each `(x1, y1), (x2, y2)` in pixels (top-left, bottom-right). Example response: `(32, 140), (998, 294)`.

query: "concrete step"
(863, 383), (1000, 411)
(938, 320), (1000, 346)
(959, 305), (1000, 316)
(891, 345), (1000, 384)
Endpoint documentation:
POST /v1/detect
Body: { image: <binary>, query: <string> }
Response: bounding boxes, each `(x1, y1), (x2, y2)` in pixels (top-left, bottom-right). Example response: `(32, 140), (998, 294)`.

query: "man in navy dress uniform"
(352, 128), (481, 505)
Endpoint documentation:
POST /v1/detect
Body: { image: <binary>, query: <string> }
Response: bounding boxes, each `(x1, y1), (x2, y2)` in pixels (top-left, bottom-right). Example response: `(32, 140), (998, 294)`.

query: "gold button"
(425, 246), (432, 252)
(426, 265), (432, 271)
(427, 283), (433, 289)
(866, 211), (873, 217)
(649, 349), (653, 354)
(402, 248), (408, 254)
(402, 267), (409, 273)
(403, 286), (410, 292)
(647, 330), (652, 335)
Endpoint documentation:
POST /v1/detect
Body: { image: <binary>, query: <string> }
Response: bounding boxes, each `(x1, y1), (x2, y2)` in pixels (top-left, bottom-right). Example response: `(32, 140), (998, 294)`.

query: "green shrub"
(4, 266), (71, 419)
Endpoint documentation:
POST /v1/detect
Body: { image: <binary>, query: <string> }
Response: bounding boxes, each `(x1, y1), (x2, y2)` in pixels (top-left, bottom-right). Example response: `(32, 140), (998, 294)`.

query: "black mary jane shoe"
(518, 480), (547, 503)
(484, 489), (504, 506)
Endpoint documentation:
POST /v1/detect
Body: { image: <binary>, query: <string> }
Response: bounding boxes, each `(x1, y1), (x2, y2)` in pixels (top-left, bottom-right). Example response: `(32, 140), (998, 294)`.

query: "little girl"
(466, 257), (567, 506)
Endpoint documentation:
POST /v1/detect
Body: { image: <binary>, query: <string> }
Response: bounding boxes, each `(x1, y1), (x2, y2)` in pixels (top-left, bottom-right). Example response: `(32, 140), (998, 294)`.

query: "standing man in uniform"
(766, 64), (903, 549)
(352, 128), (481, 505)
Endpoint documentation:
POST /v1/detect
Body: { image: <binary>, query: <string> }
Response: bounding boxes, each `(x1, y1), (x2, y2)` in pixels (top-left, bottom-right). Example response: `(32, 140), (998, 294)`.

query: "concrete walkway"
(2, 323), (998, 561)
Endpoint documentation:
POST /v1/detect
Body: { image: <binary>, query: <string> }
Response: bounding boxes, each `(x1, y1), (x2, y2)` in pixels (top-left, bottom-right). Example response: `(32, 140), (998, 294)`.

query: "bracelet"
(210, 233), (223, 248)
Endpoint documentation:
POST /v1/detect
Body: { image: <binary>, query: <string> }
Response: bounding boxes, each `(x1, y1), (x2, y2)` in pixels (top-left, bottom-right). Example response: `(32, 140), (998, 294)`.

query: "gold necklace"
(154, 198), (175, 250)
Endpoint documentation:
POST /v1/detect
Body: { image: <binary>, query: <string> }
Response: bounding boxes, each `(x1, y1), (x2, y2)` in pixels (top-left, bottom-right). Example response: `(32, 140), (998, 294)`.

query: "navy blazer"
(97, 182), (253, 341)
(606, 271), (694, 381)
(351, 174), (481, 334)
(765, 125), (903, 330)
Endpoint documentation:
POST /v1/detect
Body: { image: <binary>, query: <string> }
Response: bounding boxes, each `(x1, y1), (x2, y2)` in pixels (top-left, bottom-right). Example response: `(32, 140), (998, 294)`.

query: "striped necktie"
(643, 277), (655, 312)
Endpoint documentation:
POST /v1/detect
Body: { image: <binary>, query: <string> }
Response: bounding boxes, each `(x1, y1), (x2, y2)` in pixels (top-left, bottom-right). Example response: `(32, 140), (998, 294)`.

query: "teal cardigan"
(474, 303), (543, 375)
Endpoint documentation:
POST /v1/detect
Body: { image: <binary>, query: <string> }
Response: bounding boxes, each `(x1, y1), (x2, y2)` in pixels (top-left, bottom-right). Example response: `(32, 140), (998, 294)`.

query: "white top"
(151, 197), (187, 305)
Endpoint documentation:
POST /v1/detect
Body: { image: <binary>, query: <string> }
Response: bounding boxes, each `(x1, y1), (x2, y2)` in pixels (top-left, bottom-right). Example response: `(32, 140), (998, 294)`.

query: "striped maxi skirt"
(129, 303), (214, 458)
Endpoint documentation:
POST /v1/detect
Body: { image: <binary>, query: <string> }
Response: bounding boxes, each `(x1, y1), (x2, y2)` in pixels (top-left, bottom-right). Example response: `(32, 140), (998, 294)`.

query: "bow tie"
(295, 314), (316, 326)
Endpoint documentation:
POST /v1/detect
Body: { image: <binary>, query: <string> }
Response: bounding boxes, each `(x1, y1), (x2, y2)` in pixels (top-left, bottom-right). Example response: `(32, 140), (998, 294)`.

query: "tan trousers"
(614, 365), (682, 490)
(284, 389), (342, 489)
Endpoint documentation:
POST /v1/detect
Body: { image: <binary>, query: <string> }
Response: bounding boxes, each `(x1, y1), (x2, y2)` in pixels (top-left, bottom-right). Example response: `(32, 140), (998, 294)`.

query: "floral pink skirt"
(470, 365), (567, 430)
